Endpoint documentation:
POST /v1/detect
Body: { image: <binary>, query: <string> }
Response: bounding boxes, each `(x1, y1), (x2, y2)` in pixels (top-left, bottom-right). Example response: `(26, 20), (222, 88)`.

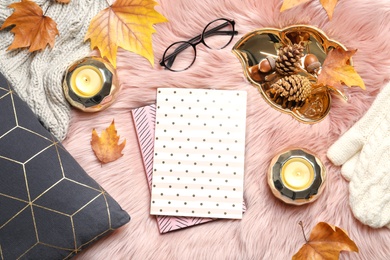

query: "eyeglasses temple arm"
(159, 34), (202, 67)
(203, 21), (236, 38)
(204, 30), (238, 37)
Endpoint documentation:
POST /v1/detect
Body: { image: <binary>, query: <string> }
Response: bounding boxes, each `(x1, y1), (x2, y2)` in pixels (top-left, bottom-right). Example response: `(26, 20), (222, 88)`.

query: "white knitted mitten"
(327, 83), (390, 229)
(0, 0), (107, 140)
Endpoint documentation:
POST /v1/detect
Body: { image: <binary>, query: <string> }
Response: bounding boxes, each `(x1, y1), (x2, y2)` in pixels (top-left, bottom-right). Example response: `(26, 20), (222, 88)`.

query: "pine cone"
(275, 43), (305, 76)
(268, 74), (312, 109)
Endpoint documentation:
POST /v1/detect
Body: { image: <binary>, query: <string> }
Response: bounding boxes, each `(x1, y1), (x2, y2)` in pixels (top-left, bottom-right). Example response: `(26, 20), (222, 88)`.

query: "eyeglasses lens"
(164, 42), (196, 72)
(203, 19), (234, 50)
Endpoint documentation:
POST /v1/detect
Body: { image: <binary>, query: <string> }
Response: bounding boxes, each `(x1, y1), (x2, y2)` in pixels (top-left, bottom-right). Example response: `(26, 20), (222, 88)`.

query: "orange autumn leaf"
(0, 0), (59, 52)
(281, 0), (339, 19)
(319, 0), (338, 19)
(317, 47), (365, 91)
(293, 222), (359, 260)
(85, 0), (167, 68)
(91, 120), (126, 164)
(56, 0), (71, 3)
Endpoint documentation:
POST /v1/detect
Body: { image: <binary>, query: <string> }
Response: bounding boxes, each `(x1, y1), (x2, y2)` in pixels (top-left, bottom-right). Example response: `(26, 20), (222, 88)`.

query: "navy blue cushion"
(0, 73), (130, 259)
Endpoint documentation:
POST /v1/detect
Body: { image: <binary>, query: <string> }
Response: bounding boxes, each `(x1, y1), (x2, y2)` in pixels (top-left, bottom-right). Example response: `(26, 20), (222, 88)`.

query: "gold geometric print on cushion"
(0, 74), (130, 259)
(0, 159), (28, 200)
(33, 179), (102, 215)
(0, 195), (28, 227)
(0, 86), (8, 98)
(0, 90), (15, 136)
(0, 127), (54, 162)
(58, 148), (100, 190)
(19, 244), (72, 259)
(33, 206), (75, 248)
(0, 207), (37, 259)
(25, 145), (65, 201)
(73, 194), (112, 246)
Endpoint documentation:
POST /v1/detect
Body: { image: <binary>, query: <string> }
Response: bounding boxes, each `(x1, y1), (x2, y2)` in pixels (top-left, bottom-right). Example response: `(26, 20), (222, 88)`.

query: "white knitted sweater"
(0, 0), (106, 140)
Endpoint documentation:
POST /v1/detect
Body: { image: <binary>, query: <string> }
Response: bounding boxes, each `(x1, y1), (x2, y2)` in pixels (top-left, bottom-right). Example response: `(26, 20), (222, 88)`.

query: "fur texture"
(63, 0), (390, 259)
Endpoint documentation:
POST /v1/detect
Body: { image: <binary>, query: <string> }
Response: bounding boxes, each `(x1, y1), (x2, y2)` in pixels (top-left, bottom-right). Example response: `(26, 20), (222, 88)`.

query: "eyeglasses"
(159, 18), (238, 72)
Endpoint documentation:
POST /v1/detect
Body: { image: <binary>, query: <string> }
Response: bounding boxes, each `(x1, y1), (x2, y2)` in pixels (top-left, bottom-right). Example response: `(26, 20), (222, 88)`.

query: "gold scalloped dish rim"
(232, 25), (347, 124)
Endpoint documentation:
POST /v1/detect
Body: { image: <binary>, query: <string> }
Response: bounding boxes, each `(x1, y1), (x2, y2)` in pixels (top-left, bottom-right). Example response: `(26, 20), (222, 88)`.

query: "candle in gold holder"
(63, 57), (119, 112)
(268, 148), (326, 205)
(71, 65), (103, 98)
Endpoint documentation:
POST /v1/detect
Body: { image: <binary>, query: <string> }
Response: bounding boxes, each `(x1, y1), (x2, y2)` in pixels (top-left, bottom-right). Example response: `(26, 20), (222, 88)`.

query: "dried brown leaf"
(91, 120), (126, 164)
(318, 47), (365, 91)
(0, 0), (59, 52)
(56, 0), (71, 3)
(293, 222), (359, 260)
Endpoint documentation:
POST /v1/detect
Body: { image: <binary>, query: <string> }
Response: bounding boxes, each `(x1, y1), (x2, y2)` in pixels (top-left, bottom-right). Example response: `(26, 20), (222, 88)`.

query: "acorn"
(248, 56), (276, 82)
(259, 56), (276, 73)
(248, 64), (263, 82)
(304, 54), (321, 73)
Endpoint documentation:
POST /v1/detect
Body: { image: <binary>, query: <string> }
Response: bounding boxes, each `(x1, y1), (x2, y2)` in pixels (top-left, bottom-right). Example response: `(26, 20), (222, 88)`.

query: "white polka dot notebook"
(150, 88), (247, 219)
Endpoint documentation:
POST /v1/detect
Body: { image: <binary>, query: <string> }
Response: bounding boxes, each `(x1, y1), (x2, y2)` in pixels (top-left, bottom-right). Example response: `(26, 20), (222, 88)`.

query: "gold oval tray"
(232, 25), (347, 123)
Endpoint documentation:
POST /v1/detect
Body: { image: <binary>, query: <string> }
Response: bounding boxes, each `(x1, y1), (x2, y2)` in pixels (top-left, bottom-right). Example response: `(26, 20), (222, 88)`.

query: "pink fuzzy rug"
(63, 0), (390, 259)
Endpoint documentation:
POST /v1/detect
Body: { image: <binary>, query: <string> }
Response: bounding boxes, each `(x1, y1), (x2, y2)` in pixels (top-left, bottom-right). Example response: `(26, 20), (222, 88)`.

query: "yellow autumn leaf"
(84, 0), (167, 68)
(317, 47), (365, 90)
(319, 0), (338, 19)
(280, 0), (311, 12)
(281, 0), (339, 20)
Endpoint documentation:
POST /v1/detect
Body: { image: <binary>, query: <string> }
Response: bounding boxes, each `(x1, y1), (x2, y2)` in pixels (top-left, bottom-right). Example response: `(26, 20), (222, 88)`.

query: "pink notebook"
(131, 104), (246, 233)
